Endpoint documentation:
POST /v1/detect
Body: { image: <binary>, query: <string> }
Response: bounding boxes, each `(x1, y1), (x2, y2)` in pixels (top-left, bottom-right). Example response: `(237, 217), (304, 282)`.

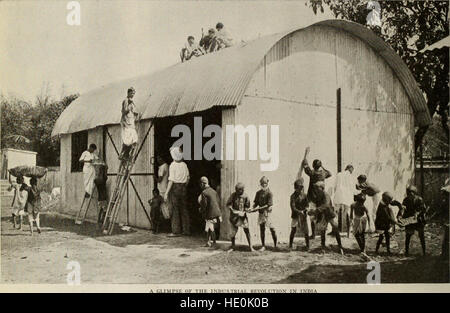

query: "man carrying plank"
(302, 157), (332, 239)
(398, 185), (427, 257)
(289, 178), (310, 251)
(308, 181), (344, 255)
(252, 176), (277, 251)
(226, 183), (254, 252)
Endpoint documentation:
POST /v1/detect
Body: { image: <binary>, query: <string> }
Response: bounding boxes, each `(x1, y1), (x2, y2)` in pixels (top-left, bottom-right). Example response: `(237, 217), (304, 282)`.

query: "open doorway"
(154, 108), (222, 235)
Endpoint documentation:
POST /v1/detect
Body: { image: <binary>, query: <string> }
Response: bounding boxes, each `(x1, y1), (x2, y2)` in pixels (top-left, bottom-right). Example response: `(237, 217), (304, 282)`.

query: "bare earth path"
(1, 205), (448, 284)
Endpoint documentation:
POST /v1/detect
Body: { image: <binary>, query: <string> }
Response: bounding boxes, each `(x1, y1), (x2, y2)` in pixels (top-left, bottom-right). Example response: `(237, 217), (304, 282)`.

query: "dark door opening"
(154, 108), (222, 235)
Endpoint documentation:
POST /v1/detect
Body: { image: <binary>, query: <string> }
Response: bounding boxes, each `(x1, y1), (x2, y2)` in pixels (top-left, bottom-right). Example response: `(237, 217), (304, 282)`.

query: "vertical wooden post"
(102, 126), (107, 161)
(126, 181), (130, 225)
(336, 88), (342, 172)
(336, 88), (343, 232)
(420, 142), (424, 196)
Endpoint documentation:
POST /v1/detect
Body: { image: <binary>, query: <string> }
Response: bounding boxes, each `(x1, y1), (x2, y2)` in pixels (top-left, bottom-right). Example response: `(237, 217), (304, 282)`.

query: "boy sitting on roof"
(200, 28), (218, 53)
(119, 87), (139, 161)
(215, 22), (234, 49)
(180, 36), (203, 62)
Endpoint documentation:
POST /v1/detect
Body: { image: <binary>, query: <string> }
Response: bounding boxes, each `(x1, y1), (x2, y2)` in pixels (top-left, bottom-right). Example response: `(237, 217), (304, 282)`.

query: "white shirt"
(333, 170), (356, 206)
(216, 28), (234, 47)
(184, 41), (200, 54)
(79, 151), (97, 173)
(157, 163), (169, 193)
(10, 183), (26, 209)
(168, 161), (189, 184)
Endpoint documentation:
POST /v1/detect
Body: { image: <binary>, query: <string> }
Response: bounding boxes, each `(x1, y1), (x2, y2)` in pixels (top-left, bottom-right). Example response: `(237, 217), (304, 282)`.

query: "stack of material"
(8, 165), (47, 178)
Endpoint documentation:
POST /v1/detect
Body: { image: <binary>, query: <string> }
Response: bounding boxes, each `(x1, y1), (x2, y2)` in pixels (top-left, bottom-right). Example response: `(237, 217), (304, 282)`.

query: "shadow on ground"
(36, 213), (210, 250)
(276, 255), (449, 283)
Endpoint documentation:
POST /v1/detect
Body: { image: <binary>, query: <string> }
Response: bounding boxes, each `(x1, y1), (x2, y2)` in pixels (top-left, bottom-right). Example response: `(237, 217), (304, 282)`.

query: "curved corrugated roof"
(52, 19), (430, 137)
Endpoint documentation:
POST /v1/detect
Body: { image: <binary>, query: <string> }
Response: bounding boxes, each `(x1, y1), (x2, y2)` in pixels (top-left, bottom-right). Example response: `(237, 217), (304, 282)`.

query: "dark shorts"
(94, 182), (108, 201)
(405, 223), (425, 235)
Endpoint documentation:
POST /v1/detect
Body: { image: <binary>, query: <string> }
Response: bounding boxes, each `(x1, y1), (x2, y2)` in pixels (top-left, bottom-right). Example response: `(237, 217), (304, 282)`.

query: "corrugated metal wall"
(228, 25), (415, 244)
(60, 130), (100, 220)
(220, 108), (236, 239)
(333, 24), (415, 197)
(60, 121), (154, 228)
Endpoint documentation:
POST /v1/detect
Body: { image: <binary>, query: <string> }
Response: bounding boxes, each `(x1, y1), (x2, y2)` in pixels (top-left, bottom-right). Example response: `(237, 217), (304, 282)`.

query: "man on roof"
(215, 22), (234, 49)
(200, 28), (217, 53)
(180, 36), (203, 62)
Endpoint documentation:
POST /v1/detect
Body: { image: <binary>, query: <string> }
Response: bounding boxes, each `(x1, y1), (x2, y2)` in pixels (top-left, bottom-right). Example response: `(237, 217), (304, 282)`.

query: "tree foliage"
(1, 93), (79, 166)
(423, 115), (449, 159)
(1, 96), (33, 150)
(307, 0), (449, 149)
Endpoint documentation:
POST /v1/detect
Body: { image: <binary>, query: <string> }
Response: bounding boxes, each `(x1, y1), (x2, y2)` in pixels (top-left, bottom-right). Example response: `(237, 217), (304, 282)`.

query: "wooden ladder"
(75, 195), (93, 225)
(101, 119), (153, 235)
(101, 142), (140, 235)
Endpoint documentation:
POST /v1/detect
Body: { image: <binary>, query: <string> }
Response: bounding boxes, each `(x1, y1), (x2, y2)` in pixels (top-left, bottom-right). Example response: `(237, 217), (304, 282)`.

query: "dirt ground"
(1, 204), (448, 284)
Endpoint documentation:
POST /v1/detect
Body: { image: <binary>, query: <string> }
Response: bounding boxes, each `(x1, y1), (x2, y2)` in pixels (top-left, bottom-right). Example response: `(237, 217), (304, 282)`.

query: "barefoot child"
(350, 193), (371, 256)
(149, 189), (164, 234)
(289, 178), (310, 251)
(302, 158), (332, 239)
(374, 192), (402, 255)
(252, 176), (277, 251)
(226, 183), (254, 252)
(356, 174), (381, 232)
(308, 182), (344, 255)
(8, 174), (27, 229)
(26, 177), (42, 235)
(199, 177), (222, 247)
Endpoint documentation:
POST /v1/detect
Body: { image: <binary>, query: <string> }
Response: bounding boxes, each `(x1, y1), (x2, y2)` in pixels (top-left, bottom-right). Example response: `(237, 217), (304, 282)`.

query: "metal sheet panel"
(52, 20), (430, 137)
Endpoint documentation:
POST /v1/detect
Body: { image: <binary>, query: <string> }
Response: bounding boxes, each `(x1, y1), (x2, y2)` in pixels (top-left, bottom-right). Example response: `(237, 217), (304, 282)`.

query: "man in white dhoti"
(333, 164), (356, 238)
(79, 143), (98, 198)
(119, 87), (139, 161)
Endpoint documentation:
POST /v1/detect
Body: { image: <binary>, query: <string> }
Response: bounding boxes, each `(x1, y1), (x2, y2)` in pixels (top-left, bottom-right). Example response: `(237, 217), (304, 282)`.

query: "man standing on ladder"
(119, 87), (140, 161)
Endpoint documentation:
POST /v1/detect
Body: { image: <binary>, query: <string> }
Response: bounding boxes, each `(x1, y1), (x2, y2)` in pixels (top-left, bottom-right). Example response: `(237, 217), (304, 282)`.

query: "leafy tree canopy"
(1, 93), (79, 166)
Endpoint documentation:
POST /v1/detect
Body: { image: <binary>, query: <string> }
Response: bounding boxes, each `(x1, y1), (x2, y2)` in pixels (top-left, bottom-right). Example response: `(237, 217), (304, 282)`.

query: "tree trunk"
(415, 125), (429, 152)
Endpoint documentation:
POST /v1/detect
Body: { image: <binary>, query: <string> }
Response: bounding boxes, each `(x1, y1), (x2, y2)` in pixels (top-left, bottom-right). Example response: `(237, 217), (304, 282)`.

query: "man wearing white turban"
(165, 146), (190, 236)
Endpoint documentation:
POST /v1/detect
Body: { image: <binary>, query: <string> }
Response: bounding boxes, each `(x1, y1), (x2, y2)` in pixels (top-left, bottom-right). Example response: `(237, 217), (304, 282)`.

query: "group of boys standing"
(295, 158), (428, 257)
(197, 175), (277, 251)
(195, 155), (429, 258)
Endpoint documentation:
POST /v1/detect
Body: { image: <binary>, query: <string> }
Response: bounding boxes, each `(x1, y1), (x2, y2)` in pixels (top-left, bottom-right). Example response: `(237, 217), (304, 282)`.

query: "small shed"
(1, 148), (37, 181)
(52, 20), (431, 242)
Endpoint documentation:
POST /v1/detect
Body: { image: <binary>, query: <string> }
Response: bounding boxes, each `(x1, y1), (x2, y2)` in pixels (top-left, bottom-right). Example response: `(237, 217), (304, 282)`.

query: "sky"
(0, 0), (333, 103)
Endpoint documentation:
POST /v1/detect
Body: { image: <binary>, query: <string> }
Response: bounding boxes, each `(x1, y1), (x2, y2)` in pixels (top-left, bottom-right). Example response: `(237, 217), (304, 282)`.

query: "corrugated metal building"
(52, 20), (431, 243)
